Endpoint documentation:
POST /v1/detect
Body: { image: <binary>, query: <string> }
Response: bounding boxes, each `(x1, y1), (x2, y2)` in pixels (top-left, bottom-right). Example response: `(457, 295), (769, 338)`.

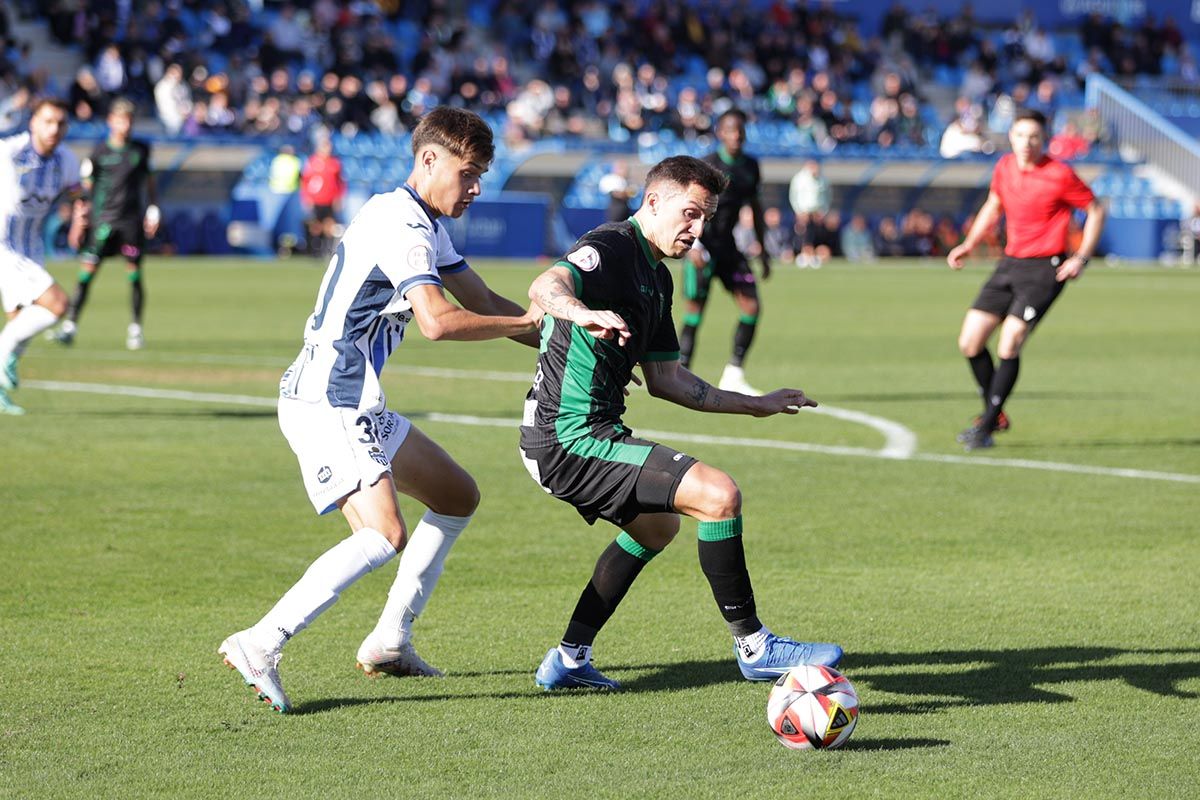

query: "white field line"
(36, 351), (916, 455)
(22, 380), (1200, 485)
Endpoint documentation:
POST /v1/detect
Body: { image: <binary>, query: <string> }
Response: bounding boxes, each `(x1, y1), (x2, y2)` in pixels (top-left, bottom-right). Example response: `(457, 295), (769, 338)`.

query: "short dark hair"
(30, 97), (69, 116)
(716, 108), (747, 127)
(411, 106), (495, 165)
(1013, 108), (1047, 130)
(644, 155), (728, 198)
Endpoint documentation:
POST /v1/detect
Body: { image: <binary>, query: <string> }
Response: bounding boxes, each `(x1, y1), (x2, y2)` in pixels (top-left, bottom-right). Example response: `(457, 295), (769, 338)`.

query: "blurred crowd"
(0, 1), (1189, 153)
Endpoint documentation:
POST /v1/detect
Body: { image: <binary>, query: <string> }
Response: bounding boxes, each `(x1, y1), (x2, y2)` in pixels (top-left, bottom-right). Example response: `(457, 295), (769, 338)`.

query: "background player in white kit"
(219, 107), (541, 713)
(0, 98), (84, 415)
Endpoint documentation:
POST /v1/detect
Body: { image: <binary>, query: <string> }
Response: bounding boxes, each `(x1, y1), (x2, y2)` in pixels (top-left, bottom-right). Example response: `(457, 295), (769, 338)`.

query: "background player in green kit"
(51, 98), (158, 350)
(678, 109), (772, 395)
(520, 155), (842, 691)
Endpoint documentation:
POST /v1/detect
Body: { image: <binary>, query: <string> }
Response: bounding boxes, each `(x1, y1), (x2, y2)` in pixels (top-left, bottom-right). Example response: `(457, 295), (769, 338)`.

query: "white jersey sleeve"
(435, 223), (468, 274)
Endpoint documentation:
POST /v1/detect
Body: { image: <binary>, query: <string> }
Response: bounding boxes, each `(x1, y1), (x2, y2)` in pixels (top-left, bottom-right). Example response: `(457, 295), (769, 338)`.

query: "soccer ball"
(766, 664), (859, 750)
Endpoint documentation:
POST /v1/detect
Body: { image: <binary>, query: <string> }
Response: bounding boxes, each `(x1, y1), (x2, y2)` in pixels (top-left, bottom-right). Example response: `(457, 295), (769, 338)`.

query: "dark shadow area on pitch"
(817, 389), (1145, 404)
(291, 689), (536, 716)
(845, 646), (1200, 715)
(841, 737), (950, 752)
(991, 437), (1200, 450)
(68, 408), (278, 420)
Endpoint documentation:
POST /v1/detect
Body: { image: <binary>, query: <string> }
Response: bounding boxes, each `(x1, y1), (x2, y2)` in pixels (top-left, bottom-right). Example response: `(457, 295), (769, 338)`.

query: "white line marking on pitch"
(23, 380), (1200, 485)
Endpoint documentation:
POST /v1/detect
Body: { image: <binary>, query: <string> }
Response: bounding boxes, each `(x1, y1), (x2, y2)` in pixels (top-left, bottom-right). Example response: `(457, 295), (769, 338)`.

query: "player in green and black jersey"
(679, 109), (772, 395)
(520, 155), (842, 691)
(50, 98), (158, 350)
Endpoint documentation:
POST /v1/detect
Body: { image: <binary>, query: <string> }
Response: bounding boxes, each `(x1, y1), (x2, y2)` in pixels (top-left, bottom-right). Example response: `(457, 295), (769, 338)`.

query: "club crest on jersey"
(408, 245), (433, 271)
(567, 245), (600, 272)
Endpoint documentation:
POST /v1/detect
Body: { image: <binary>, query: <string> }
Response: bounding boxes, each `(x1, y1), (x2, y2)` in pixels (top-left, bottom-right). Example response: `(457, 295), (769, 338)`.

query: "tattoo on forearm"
(535, 276), (584, 320)
(687, 377), (712, 408)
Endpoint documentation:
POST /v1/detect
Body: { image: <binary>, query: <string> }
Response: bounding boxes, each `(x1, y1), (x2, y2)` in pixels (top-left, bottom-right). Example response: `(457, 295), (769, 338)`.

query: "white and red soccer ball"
(766, 664), (859, 750)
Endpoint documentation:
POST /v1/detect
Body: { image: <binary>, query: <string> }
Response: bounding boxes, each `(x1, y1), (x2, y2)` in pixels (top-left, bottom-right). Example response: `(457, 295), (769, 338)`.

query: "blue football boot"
(1, 353), (17, 390)
(735, 634), (844, 681)
(535, 648), (620, 691)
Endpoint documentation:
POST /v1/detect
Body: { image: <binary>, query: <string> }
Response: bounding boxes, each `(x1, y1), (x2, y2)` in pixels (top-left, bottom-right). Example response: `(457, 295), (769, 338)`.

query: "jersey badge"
(567, 245), (600, 272)
(407, 245), (433, 271)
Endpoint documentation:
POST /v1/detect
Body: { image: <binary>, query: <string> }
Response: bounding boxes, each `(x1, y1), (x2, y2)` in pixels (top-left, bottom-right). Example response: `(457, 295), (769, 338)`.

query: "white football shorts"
(278, 397), (412, 515)
(0, 247), (54, 313)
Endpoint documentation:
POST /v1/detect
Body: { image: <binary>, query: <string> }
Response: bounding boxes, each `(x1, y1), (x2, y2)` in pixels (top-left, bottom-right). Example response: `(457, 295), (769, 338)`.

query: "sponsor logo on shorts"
(317, 465), (333, 483)
(1023, 305), (1037, 321)
(672, 452), (686, 461)
(567, 245), (601, 272)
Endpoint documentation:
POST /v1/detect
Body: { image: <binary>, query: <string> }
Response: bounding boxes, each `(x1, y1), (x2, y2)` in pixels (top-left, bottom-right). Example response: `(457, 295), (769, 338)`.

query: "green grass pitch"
(2, 256), (1198, 798)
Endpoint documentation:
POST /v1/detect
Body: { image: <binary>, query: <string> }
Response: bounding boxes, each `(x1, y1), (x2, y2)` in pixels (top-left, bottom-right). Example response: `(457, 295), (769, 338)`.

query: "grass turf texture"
(2, 256), (1198, 798)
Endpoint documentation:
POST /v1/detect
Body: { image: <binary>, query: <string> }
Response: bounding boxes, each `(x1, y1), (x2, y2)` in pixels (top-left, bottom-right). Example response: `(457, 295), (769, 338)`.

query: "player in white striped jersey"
(0, 98), (84, 414)
(220, 107), (541, 713)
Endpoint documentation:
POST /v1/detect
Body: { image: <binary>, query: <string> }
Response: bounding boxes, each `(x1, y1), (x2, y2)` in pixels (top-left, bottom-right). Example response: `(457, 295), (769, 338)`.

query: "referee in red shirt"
(947, 109), (1106, 451)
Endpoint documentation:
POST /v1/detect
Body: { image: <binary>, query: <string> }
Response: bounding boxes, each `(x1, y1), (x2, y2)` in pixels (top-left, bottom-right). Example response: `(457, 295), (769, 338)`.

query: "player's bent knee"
(702, 475), (742, 520)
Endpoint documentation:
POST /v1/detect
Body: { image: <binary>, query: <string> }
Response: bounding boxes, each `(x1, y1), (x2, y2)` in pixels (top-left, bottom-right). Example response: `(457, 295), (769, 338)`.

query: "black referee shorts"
(520, 433), (697, 527)
(971, 255), (1067, 326)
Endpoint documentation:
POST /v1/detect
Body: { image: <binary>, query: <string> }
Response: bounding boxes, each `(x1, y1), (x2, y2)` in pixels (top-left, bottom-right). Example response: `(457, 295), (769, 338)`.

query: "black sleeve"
(556, 230), (630, 307)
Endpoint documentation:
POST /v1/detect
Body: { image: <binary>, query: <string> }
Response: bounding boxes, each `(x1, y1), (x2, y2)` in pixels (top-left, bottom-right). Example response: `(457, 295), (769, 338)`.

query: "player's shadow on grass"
(71, 408), (278, 419)
(994, 437), (1200, 450)
(847, 646), (1200, 714)
(818, 390), (1144, 404)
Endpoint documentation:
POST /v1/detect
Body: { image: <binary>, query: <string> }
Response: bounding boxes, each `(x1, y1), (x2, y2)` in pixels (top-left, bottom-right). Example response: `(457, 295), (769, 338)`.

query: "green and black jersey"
(86, 139), (152, 225)
(520, 218), (680, 453)
(700, 148), (761, 247)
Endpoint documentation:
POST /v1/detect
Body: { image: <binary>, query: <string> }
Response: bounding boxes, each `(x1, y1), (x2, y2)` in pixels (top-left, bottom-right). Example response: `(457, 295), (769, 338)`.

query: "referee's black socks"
(967, 348), (995, 408)
(981, 356), (1020, 431)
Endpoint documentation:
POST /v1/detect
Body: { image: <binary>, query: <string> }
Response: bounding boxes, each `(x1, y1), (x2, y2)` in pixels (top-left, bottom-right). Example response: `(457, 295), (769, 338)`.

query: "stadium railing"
(1086, 74), (1200, 201)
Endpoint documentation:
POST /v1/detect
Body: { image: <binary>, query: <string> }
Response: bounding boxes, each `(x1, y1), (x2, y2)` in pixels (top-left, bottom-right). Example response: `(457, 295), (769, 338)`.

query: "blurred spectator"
(268, 145), (302, 196)
(0, 82), (31, 130)
(69, 67), (108, 121)
(598, 160), (636, 223)
(762, 206), (794, 262)
(788, 159), (830, 216)
(300, 136), (345, 258)
(1186, 203), (1200, 262)
(94, 44), (126, 95)
(841, 214), (876, 262)
(940, 99), (991, 159)
(874, 216), (906, 257)
(1049, 120), (1090, 161)
(155, 63), (191, 135)
(933, 214), (961, 255)
(796, 209), (836, 268)
(900, 209), (936, 256)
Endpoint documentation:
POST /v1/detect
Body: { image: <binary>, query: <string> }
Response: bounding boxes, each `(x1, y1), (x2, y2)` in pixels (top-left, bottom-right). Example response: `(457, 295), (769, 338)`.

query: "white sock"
(0, 304), (60, 360)
(558, 643), (591, 669)
(372, 510), (471, 648)
(734, 627), (771, 661)
(248, 528), (397, 653)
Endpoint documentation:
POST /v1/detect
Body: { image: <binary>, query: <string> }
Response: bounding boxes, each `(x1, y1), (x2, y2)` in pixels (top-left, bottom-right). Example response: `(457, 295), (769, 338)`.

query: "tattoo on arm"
(685, 375), (721, 409)
(534, 274), (585, 321)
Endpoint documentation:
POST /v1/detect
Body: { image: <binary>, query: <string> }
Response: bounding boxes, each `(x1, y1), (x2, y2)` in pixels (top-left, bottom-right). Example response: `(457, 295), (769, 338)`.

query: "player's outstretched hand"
(750, 388), (818, 417)
(946, 243), (971, 270)
(571, 308), (631, 346)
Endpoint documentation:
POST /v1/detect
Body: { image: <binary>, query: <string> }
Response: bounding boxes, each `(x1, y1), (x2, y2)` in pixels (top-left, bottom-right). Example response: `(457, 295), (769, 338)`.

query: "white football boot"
(126, 323), (144, 350)
(218, 630), (291, 713)
(718, 364), (762, 396)
(356, 632), (444, 678)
